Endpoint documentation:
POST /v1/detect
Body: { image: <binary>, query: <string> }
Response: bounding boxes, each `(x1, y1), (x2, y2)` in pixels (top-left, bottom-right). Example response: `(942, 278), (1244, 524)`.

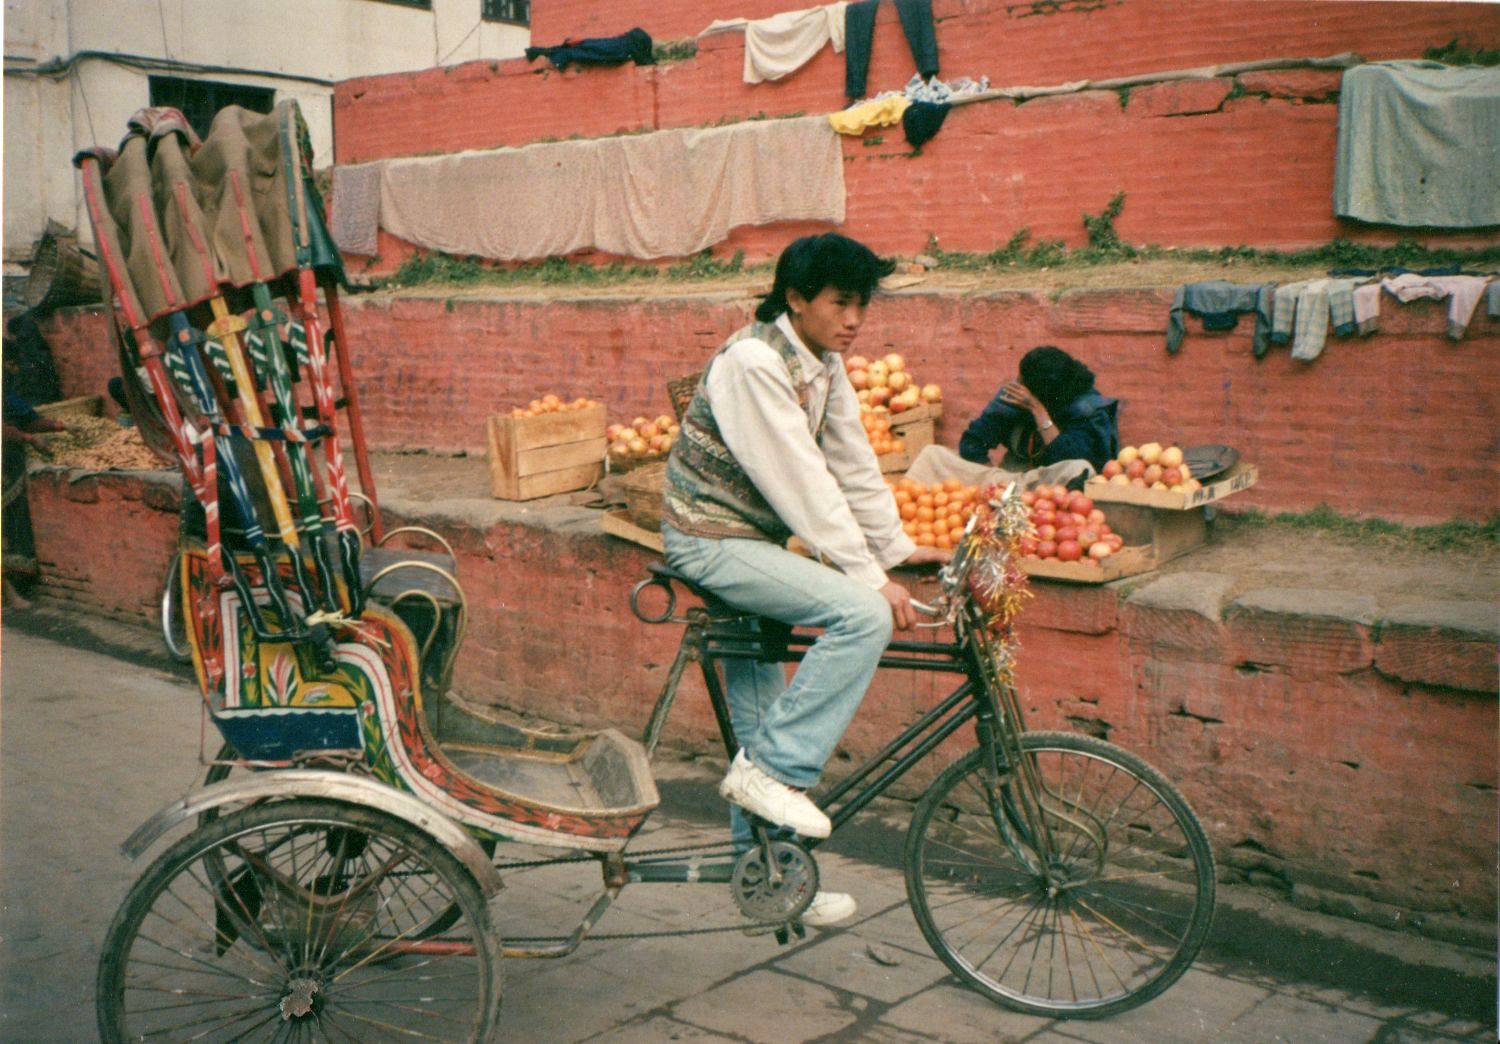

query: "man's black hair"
(1019, 345), (1096, 417)
(754, 233), (896, 322)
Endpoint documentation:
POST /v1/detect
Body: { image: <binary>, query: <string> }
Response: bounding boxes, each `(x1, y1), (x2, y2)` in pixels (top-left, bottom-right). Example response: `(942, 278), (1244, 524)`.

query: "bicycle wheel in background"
(98, 798), (502, 1042)
(904, 731), (1215, 1019)
(159, 548), (193, 664)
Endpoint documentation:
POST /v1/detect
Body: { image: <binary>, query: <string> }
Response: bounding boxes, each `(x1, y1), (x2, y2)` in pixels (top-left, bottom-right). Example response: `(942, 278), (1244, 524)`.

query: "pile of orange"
(511, 394), (599, 418)
(863, 412), (907, 457)
(890, 477), (980, 548)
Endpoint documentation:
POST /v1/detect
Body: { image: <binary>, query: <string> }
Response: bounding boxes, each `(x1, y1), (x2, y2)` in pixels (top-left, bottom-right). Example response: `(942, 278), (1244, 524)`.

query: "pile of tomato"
(890, 478), (981, 549)
(1019, 485), (1125, 563)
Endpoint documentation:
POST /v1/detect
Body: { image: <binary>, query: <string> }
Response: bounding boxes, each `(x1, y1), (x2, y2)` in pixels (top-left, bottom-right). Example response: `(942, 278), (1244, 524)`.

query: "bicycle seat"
(644, 561), (795, 658)
(646, 561), (742, 617)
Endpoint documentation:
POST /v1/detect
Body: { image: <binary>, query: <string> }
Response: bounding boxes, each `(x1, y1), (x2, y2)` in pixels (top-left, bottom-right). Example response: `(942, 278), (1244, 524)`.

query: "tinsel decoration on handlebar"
(962, 484), (1032, 687)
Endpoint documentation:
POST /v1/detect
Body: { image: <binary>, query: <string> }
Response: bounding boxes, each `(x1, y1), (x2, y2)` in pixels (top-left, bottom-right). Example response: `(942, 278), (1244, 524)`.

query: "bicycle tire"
(98, 798), (502, 1042)
(198, 748), (496, 939)
(904, 731), (1215, 1019)
(160, 548), (193, 664)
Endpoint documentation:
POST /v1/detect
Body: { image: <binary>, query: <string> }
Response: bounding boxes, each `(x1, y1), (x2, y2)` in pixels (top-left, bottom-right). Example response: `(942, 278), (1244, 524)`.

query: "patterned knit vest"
(662, 321), (828, 543)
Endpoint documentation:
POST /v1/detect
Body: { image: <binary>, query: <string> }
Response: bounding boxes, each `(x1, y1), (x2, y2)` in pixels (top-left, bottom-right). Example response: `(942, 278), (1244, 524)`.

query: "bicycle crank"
(730, 839), (818, 924)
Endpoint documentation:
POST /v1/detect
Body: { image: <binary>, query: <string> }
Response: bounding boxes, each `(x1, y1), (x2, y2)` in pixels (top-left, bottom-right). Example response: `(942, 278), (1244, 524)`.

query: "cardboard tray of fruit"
(1018, 543), (1157, 584)
(1087, 461), (1258, 511)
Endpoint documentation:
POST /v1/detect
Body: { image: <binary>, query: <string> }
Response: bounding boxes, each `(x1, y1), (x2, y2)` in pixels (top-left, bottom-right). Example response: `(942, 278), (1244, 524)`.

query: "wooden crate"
(487, 404), (606, 501)
(876, 402), (941, 474)
(1101, 504), (1209, 565)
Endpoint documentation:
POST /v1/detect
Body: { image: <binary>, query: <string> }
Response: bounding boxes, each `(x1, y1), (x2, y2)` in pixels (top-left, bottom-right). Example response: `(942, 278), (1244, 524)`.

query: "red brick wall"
(531, 0), (1499, 79)
(333, 1), (1500, 258)
(42, 306), (121, 417)
(337, 291), (1499, 524)
(40, 289), (1500, 524)
(23, 469), (1497, 921)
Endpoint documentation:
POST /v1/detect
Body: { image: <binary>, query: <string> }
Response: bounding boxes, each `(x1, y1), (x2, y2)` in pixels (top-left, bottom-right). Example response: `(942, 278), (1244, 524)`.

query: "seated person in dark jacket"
(958, 346), (1119, 472)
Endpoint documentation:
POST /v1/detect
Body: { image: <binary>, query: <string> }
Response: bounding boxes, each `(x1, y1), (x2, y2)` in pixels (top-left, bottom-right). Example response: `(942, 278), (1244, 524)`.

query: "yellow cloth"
(828, 95), (912, 135)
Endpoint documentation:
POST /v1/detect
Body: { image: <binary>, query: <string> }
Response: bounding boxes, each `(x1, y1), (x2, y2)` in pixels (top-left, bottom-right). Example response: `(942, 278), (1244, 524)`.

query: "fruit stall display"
(1091, 441), (1201, 495)
(488, 395), (607, 500)
(846, 353), (943, 470)
(1017, 485), (1125, 565)
(1087, 441), (1258, 511)
(890, 477), (981, 550)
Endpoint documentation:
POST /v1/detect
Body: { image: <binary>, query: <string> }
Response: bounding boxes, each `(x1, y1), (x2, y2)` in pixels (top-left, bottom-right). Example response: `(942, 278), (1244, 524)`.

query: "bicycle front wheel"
(98, 798), (502, 1042)
(904, 731), (1215, 1019)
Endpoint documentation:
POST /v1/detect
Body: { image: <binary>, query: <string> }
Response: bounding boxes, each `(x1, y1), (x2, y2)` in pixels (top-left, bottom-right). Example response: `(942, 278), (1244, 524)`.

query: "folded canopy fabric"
(75, 101), (340, 324)
(377, 115), (846, 262)
(1334, 60), (1500, 229)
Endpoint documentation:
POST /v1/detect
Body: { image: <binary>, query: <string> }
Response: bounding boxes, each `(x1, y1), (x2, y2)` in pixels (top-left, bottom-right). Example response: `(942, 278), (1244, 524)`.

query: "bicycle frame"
(668, 605), (993, 839)
(496, 588), (1004, 958)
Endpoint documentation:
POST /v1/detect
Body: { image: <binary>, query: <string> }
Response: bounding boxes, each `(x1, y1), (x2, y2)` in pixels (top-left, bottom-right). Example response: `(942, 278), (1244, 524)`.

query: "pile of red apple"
(845, 353), (943, 456)
(1089, 442), (1203, 494)
(1018, 485), (1125, 564)
(607, 414), (679, 462)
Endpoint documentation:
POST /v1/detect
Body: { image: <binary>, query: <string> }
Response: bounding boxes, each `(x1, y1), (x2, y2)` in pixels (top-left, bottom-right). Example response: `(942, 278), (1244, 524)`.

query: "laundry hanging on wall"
(330, 162), (383, 257)
(1334, 60), (1500, 229)
(844, 0), (939, 99)
(525, 28), (656, 71)
(703, 3), (849, 85)
(371, 115), (846, 262)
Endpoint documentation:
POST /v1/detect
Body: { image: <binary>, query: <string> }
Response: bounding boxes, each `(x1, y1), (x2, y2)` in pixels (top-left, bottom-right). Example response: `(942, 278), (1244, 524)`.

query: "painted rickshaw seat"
(180, 546), (660, 852)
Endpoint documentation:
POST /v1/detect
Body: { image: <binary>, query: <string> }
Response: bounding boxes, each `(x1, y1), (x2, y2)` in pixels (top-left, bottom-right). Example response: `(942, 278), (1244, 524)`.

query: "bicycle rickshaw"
(82, 104), (1215, 1042)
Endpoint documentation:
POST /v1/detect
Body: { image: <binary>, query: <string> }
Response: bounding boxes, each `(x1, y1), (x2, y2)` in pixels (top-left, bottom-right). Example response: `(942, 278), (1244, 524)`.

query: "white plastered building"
(3, 0), (530, 264)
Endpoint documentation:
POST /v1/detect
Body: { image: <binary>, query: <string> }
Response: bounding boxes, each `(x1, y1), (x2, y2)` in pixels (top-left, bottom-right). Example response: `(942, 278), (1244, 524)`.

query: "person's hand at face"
(999, 380), (1039, 413)
(1000, 381), (1054, 433)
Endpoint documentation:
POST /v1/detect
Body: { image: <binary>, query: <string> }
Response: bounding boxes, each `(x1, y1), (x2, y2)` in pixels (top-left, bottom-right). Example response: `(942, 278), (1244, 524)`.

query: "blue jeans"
(662, 528), (893, 796)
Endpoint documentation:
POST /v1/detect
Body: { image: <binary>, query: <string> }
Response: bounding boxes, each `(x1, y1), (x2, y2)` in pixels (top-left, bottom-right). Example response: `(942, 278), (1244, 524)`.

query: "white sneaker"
(801, 891), (857, 927)
(719, 750), (831, 839)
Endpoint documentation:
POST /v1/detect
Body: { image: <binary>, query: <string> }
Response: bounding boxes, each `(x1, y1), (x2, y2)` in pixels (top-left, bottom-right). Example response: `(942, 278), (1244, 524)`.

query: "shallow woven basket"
(608, 450), (669, 475)
(667, 371), (702, 423)
(621, 461), (667, 531)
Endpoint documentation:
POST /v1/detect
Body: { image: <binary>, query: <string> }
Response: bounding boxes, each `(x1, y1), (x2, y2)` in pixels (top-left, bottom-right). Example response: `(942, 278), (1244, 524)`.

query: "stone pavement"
(1, 621), (1494, 1042)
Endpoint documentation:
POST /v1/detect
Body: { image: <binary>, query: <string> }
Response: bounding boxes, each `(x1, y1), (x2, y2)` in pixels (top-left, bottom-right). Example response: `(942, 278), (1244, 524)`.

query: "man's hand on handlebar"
(879, 580), (920, 631)
(881, 547), (952, 630)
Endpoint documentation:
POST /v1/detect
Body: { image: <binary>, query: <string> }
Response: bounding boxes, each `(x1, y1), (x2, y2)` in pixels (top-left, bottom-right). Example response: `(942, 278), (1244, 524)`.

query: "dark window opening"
(482, 0), (529, 25)
(148, 76), (275, 142)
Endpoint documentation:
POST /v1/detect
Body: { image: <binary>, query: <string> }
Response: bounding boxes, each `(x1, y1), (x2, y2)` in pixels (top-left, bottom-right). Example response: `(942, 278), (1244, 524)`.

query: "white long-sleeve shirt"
(702, 314), (915, 589)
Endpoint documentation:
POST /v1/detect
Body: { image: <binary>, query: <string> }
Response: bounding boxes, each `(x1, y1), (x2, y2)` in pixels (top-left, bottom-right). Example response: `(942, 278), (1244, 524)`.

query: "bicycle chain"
(493, 837), (740, 871)
(495, 839), (802, 943)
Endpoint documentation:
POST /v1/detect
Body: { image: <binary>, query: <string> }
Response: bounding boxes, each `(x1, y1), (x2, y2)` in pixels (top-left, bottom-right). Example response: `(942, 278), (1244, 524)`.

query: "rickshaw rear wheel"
(199, 746), (498, 938)
(98, 797), (502, 1042)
